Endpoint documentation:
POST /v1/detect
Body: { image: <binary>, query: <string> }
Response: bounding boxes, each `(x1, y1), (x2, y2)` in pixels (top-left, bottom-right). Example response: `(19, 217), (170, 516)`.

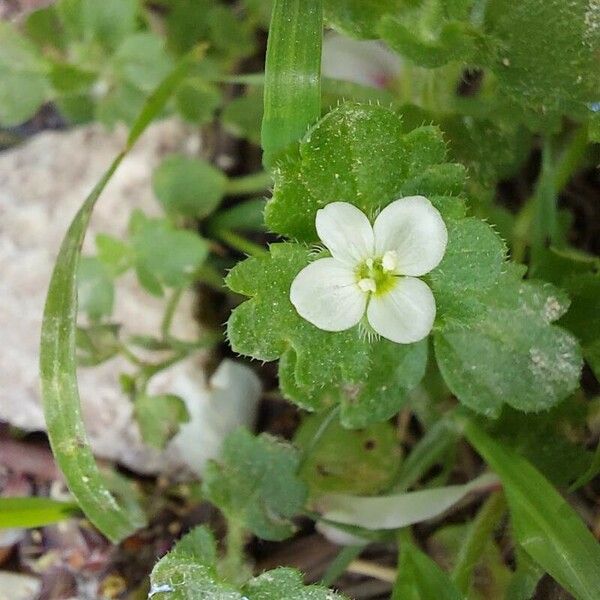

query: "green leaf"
(152, 154), (227, 219)
(434, 268), (583, 416)
(262, 0), (323, 167)
(243, 0), (274, 27)
(569, 439), (600, 492)
(202, 429), (308, 541)
(150, 526), (241, 599)
(59, 0), (138, 51)
(380, 8), (481, 68)
(319, 472), (497, 531)
(95, 233), (133, 276)
(56, 92), (95, 124)
(265, 103), (464, 241)
(222, 88), (263, 145)
(324, 0), (400, 39)
(77, 256), (114, 321)
(208, 198), (266, 233)
(39, 54), (191, 543)
(486, 400), (592, 487)
(392, 539), (465, 600)
(175, 78), (221, 124)
(0, 22), (49, 126)
(149, 527), (348, 599)
(393, 417), (459, 492)
(25, 4), (67, 51)
(295, 413), (402, 495)
(227, 243), (427, 427)
(96, 82), (146, 128)
(134, 393), (190, 450)
(130, 212), (209, 293)
(463, 419), (600, 600)
(76, 323), (120, 367)
(505, 549), (544, 600)
(206, 6), (256, 62)
(429, 520), (511, 600)
(0, 497), (79, 529)
(559, 271), (600, 380)
(244, 568), (348, 599)
(439, 116), (532, 185)
(428, 217), (506, 306)
(49, 63), (97, 94)
(483, 0), (600, 119)
(112, 32), (173, 92)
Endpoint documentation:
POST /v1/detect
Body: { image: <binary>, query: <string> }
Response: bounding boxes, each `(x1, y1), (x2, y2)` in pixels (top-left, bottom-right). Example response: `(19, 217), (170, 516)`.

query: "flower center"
(355, 251), (399, 297)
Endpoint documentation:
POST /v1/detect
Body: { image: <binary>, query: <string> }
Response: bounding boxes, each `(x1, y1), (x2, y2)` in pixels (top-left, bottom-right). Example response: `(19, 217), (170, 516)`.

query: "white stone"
(0, 121), (260, 474)
(0, 572), (41, 600)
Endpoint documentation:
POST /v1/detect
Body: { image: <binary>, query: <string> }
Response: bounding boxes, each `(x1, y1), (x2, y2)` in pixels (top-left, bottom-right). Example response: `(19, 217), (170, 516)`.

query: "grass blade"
(261, 0), (323, 167)
(0, 497), (80, 529)
(393, 533), (464, 600)
(39, 55), (195, 543)
(462, 417), (600, 600)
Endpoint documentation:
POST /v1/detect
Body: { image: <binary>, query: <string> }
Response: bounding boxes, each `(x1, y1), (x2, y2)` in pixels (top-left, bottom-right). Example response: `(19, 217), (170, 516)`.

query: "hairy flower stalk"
(290, 197), (447, 344)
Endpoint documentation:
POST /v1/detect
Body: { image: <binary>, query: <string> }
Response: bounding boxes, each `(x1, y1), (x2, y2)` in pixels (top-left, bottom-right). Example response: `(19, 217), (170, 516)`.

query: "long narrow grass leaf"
(0, 497), (80, 529)
(39, 55), (194, 543)
(462, 418), (600, 600)
(261, 0), (323, 167)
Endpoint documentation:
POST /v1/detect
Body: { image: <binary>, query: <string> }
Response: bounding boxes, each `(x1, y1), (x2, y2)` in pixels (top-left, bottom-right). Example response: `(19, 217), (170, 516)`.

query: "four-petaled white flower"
(290, 197), (448, 344)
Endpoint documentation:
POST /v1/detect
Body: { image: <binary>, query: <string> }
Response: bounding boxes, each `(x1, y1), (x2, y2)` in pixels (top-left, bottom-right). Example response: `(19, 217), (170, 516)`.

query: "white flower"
(290, 197), (448, 344)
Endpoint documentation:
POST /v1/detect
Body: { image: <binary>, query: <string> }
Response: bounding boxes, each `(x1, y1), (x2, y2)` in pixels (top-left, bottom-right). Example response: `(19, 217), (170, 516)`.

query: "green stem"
(195, 264), (226, 292)
(161, 286), (184, 342)
(531, 135), (557, 251)
(225, 171), (272, 196)
(298, 404), (341, 470)
(136, 351), (187, 393)
(216, 229), (269, 258)
(553, 124), (589, 191)
(513, 125), (589, 264)
(118, 343), (146, 367)
(321, 544), (368, 587)
(221, 518), (249, 585)
(451, 490), (507, 594)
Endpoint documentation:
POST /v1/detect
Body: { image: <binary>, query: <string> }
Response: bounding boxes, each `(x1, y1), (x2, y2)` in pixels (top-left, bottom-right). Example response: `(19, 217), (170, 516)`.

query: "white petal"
(367, 277), (435, 344)
(290, 258), (366, 332)
(373, 196), (447, 276)
(316, 202), (374, 266)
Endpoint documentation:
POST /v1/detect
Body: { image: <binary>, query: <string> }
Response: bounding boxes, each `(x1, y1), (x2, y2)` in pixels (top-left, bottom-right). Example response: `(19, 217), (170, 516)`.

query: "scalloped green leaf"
(483, 0), (600, 119)
(428, 217), (506, 320)
(227, 243), (427, 427)
(232, 103), (512, 424)
(202, 429), (308, 541)
(150, 526), (241, 600)
(435, 268), (583, 416)
(150, 528), (348, 600)
(244, 568), (348, 600)
(266, 103), (464, 241)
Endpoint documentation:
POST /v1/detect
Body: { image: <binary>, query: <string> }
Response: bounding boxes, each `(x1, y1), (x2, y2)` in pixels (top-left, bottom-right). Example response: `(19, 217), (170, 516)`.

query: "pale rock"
(0, 121), (260, 474)
(0, 572), (41, 600)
